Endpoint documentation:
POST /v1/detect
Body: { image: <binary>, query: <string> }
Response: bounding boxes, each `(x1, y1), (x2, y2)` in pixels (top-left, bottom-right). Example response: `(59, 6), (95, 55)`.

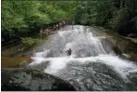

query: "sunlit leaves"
(2, 1), (78, 31)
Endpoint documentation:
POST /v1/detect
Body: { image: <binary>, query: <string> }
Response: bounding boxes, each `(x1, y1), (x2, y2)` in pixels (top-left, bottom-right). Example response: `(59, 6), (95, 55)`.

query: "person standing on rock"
(66, 48), (72, 56)
(39, 29), (43, 39)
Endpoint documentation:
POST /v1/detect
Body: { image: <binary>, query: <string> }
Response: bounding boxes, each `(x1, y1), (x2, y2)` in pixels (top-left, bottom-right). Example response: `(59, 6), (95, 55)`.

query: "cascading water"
(27, 25), (137, 91)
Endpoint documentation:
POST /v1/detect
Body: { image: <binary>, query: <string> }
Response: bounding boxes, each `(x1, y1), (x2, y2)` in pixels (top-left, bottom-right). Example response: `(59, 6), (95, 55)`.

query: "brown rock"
(2, 55), (32, 68)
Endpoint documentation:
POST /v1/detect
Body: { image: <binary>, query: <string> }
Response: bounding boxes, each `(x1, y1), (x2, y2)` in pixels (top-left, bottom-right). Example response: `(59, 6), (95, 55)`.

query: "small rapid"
(27, 25), (137, 91)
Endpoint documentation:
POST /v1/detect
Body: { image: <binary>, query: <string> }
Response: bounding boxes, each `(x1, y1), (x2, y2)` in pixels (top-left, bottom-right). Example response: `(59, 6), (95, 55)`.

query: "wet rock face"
(57, 62), (137, 91)
(127, 72), (137, 86)
(127, 33), (137, 38)
(1, 68), (75, 91)
(100, 39), (122, 55)
(104, 30), (137, 54)
(27, 61), (50, 71)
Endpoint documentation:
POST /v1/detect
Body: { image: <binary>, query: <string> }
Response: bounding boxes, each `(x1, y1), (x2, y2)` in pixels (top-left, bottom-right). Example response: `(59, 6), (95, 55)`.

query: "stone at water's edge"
(1, 56), (33, 68)
(127, 33), (137, 38)
(100, 38), (122, 55)
(1, 68), (76, 91)
(105, 30), (137, 54)
(127, 53), (137, 62)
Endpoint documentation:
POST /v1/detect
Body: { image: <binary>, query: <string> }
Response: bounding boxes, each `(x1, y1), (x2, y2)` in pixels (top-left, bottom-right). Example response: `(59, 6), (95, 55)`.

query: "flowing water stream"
(26, 25), (137, 91)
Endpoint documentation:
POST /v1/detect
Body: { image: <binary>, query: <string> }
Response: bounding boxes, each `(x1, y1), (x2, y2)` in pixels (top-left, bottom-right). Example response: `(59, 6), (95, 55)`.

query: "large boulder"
(100, 38), (122, 55)
(105, 30), (137, 54)
(1, 56), (32, 68)
(127, 33), (137, 38)
(58, 62), (137, 91)
(1, 68), (75, 91)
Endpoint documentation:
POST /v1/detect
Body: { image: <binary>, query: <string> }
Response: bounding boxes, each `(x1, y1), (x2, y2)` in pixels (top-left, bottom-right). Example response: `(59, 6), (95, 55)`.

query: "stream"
(5, 25), (137, 91)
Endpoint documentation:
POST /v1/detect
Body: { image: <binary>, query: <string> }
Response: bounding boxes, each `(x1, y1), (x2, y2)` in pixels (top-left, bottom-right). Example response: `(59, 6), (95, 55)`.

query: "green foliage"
(75, 0), (115, 26)
(2, 1), (78, 36)
(108, 8), (129, 29)
(2, 0), (137, 36)
(74, 0), (137, 34)
(21, 37), (40, 47)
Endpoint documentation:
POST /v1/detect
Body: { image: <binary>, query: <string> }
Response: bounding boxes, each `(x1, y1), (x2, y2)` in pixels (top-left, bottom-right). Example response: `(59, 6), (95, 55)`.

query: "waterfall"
(27, 25), (137, 91)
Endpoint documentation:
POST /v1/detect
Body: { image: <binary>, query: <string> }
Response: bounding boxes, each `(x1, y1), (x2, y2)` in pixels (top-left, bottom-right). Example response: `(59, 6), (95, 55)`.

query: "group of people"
(39, 21), (69, 38)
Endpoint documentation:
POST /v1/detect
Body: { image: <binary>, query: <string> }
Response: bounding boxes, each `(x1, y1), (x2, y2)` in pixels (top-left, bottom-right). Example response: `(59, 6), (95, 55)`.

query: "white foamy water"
(28, 25), (137, 82)
(29, 54), (137, 80)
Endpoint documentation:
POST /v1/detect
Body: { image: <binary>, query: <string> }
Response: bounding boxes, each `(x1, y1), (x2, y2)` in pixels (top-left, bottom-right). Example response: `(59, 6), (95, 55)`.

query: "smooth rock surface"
(1, 68), (76, 91)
